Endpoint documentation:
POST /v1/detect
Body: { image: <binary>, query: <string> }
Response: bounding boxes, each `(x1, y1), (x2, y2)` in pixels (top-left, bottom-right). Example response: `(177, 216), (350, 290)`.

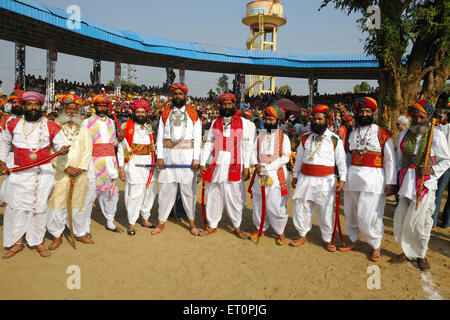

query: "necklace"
(356, 125), (372, 154)
(23, 118), (45, 160)
(62, 124), (80, 142)
(308, 134), (324, 161)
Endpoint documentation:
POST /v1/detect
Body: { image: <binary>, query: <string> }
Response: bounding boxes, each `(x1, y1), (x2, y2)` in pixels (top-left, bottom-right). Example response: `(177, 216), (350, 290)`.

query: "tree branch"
(420, 65), (439, 78)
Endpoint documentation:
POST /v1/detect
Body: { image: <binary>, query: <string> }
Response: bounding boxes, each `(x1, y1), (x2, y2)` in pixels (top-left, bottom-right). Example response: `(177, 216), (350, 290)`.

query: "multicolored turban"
(18, 91), (45, 105)
(342, 113), (354, 123)
(353, 97), (377, 112)
(169, 82), (189, 95)
(61, 93), (81, 105)
(407, 99), (434, 117)
(244, 109), (253, 118)
(312, 104), (333, 122)
(218, 93), (236, 104)
(130, 99), (151, 112)
(8, 89), (24, 101)
(92, 94), (111, 105)
(265, 105), (286, 122)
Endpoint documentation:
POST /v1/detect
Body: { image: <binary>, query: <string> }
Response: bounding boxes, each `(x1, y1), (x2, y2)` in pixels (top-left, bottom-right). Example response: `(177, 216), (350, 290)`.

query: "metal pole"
(45, 40), (56, 112)
(114, 58), (121, 97)
(15, 42), (26, 90)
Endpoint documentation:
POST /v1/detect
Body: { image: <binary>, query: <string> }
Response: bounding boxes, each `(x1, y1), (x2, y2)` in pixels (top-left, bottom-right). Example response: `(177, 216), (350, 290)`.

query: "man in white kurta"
(154, 83), (202, 236)
(0, 92), (70, 258)
(249, 105), (291, 245)
(117, 99), (158, 235)
(47, 94), (93, 250)
(342, 97), (396, 262)
(81, 94), (124, 233)
(291, 105), (347, 251)
(391, 100), (450, 271)
(199, 93), (251, 239)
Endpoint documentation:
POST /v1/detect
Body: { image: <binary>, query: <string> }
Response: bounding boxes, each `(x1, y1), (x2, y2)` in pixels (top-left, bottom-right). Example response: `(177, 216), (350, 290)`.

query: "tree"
(320, 0), (450, 134)
(106, 80), (137, 87)
(216, 74), (229, 94)
(276, 85), (292, 94)
(354, 81), (371, 93)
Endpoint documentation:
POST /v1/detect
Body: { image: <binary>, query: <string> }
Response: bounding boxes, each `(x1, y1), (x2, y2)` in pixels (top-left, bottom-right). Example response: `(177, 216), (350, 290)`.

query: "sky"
(0, 0), (378, 97)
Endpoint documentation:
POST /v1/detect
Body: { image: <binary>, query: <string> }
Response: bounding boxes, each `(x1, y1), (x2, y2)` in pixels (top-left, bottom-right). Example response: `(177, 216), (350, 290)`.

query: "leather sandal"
(190, 227), (201, 236)
(2, 242), (25, 259)
(48, 237), (62, 250)
(276, 236), (287, 246)
(36, 244), (51, 258)
(141, 219), (157, 229)
(326, 243), (336, 252)
(289, 237), (307, 247)
(151, 223), (165, 235)
(75, 235), (95, 244)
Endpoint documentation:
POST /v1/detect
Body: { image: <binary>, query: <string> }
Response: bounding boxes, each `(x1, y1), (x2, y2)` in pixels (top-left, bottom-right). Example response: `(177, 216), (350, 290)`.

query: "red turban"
(170, 82), (188, 95)
(19, 91), (45, 105)
(354, 97), (377, 112)
(131, 99), (151, 112)
(218, 93), (236, 104)
(92, 94), (111, 104)
(244, 109), (253, 118)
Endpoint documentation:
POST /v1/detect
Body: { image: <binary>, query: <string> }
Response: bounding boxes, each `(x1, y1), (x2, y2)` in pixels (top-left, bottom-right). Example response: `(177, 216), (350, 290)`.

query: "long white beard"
(409, 123), (430, 135)
(55, 112), (83, 128)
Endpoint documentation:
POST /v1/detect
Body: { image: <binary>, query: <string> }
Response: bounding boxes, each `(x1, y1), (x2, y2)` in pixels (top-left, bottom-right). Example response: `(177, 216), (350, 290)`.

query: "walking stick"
(256, 176), (267, 245)
(67, 178), (77, 249)
(331, 190), (346, 247)
(416, 118), (437, 210)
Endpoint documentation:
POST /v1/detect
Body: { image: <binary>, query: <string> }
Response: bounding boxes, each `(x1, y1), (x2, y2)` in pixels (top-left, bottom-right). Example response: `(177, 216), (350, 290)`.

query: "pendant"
(308, 156), (314, 161)
(30, 152), (37, 160)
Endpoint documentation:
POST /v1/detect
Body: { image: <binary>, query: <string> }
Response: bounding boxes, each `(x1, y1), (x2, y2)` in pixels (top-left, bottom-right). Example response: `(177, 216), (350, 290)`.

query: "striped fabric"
(86, 115), (118, 196)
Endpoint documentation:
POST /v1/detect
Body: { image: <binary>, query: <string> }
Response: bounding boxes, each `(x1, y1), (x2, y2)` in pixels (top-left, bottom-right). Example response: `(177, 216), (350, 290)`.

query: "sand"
(0, 179), (449, 300)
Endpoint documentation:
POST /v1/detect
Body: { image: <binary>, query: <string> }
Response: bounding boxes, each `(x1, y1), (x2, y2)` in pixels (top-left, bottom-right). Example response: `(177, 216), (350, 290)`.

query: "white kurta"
(200, 116), (252, 228)
(291, 129), (347, 241)
(343, 124), (396, 249)
(117, 123), (158, 225)
(156, 106), (201, 184)
(0, 117), (70, 247)
(394, 128), (450, 259)
(250, 130), (291, 235)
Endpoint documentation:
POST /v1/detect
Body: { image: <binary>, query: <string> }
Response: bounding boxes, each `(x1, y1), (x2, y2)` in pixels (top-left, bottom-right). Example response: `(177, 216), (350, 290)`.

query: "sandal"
(276, 236), (287, 246)
(370, 251), (382, 262)
(289, 237), (307, 247)
(235, 230), (247, 240)
(151, 224), (165, 236)
(326, 243), (336, 252)
(250, 231), (263, 240)
(338, 244), (359, 252)
(127, 228), (136, 236)
(141, 219), (157, 229)
(36, 244), (51, 258)
(2, 242), (25, 259)
(190, 227), (201, 236)
(200, 228), (218, 237)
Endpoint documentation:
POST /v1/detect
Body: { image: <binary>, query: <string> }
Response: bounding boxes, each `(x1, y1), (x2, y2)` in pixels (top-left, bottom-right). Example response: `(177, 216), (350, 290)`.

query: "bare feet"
(141, 219), (156, 229)
(370, 248), (382, 262)
(190, 227), (201, 236)
(235, 228), (247, 240)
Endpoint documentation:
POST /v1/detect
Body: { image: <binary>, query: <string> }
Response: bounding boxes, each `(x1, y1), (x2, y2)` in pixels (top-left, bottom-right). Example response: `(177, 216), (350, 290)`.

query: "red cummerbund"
(351, 150), (382, 168)
(13, 146), (51, 167)
(92, 143), (115, 157)
(132, 144), (152, 155)
(300, 163), (334, 177)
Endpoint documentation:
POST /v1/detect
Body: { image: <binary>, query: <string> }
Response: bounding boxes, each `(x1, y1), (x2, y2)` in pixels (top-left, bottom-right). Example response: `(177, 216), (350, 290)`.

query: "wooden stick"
(416, 118), (436, 210)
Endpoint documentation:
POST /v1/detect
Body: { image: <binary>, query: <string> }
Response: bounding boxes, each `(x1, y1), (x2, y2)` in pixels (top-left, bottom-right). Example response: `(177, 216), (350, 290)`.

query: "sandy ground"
(0, 178), (449, 300)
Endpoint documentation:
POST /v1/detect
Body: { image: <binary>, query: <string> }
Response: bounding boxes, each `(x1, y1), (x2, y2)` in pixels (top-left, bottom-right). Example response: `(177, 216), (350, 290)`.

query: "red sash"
(300, 163), (335, 177)
(92, 143), (115, 157)
(202, 115), (243, 182)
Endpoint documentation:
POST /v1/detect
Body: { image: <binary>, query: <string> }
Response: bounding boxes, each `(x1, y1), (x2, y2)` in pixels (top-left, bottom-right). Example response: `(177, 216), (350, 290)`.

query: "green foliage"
(276, 85), (292, 94)
(106, 80), (138, 87)
(216, 74), (229, 95)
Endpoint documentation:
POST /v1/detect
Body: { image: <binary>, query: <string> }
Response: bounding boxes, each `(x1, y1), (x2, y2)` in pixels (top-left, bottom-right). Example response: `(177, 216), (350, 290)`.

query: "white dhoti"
(158, 181), (195, 222)
(125, 181), (157, 225)
(205, 181), (245, 229)
(394, 191), (435, 259)
(83, 180), (119, 228)
(46, 207), (89, 238)
(292, 193), (335, 242)
(3, 207), (48, 247)
(343, 190), (385, 249)
(252, 187), (289, 235)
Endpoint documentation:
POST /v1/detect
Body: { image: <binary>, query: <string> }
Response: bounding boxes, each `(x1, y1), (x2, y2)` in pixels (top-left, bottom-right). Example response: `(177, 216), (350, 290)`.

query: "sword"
(331, 189), (346, 248)
(1, 149), (69, 176)
(135, 164), (192, 168)
(67, 178), (77, 249)
(416, 118), (436, 210)
(256, 175), (267, 245)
